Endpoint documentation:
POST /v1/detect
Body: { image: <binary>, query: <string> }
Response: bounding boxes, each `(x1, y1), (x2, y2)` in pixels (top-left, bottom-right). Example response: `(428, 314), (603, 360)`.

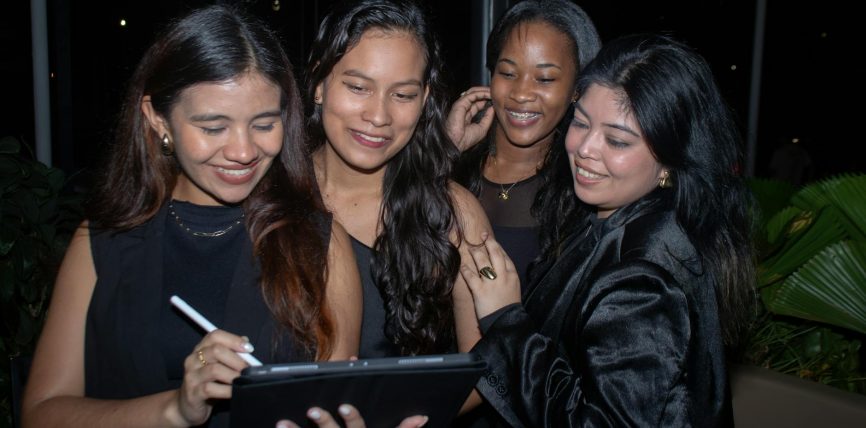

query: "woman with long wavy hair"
(304, 0), (491, 359)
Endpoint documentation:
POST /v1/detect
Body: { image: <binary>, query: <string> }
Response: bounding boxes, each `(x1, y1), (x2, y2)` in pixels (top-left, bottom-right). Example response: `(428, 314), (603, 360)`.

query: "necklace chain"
(491, 155), (535, 201)
(168, 201), (244, 238)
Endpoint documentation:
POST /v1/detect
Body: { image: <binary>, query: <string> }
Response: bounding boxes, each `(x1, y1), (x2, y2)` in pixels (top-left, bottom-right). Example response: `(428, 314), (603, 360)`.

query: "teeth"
(358, 133), (386, 143)
(508, 111), (539, 120)
(218, 167), (252, 176)
(576, 166), (604, 179)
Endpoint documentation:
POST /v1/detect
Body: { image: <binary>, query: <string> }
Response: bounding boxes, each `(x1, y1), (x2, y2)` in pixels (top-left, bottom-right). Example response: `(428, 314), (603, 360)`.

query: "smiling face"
(143, 71), (284, 206)
(314, 28), (428, 173)
(490, 20), (577, 149)
(565, 84), (666, 218)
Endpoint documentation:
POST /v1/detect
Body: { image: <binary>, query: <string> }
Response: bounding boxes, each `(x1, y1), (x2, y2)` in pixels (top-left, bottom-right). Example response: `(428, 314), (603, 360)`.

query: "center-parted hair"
(88, 5), (334, 359)
(305, 0), (460, 355)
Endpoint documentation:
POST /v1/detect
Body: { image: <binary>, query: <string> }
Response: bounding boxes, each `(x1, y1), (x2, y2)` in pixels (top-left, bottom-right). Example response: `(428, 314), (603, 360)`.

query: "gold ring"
(197, 350), (207, 367)
(479, 266), (497, 280)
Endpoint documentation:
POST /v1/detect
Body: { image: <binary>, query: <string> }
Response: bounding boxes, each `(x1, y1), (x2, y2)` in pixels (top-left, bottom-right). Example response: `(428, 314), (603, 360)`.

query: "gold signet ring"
(479, 266), (497, 280)
(197, 349), (208, 367)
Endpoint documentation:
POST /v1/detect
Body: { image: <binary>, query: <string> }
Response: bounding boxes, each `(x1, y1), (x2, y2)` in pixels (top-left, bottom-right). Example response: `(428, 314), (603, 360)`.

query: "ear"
(314, 82), (324, 105)
(141, 95), (170, 137)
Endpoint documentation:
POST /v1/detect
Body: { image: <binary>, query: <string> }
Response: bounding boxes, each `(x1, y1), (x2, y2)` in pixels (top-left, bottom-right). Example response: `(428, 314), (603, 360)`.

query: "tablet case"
(230, 353), (486, 428)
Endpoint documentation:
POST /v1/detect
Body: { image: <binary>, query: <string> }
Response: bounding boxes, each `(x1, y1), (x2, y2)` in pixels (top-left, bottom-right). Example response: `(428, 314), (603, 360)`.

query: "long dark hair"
(566, 33), (756, 347)
(452, 0), (600, 275)
(305, 0), (460, 355)
(88, 5), (334, 359)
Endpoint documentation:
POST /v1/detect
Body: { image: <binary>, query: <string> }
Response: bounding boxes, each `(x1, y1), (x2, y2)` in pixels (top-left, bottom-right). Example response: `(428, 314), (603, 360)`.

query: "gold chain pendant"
(498, 191), (509, 200)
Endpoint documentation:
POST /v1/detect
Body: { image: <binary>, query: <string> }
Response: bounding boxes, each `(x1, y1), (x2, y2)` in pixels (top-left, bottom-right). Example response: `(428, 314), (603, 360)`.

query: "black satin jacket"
(472, 192), (732, 427)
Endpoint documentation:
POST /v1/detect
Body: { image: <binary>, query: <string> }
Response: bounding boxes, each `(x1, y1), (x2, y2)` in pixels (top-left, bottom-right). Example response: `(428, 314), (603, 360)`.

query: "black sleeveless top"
(351, 236), (400, 358)
(478, 175), (541, 292)
(86, 203), (331, 427)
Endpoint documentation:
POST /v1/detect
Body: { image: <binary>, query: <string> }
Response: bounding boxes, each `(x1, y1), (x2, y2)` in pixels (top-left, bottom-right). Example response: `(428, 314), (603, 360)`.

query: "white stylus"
(170, 295), (263, 367)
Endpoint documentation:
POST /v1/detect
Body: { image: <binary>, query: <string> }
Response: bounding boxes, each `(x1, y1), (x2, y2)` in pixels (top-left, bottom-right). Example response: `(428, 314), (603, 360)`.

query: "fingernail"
(338, 405), (351, 416)
(242, 342), (254, 353)
(308, 408), (321, 420)
(276, 422), (289, 428)
(418, 416), (430, 427)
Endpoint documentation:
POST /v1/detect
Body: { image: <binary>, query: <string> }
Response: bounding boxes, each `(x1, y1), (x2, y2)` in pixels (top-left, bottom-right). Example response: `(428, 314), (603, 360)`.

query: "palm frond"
(758, 206), (848, 288)
(765, 241), (866, 335)
(792, 173), (866, 241)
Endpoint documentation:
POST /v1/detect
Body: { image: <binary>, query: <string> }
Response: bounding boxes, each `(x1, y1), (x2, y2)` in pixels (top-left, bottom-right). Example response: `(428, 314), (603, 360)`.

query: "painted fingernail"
(308, 408), (321, 420)
(418, 416), (430, 427)
(242, 342), (254, 353)
(338, 405), (351, 416)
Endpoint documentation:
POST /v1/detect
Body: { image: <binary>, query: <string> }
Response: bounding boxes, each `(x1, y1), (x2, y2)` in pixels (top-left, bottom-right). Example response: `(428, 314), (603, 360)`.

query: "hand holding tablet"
(231, 353), (486, 428)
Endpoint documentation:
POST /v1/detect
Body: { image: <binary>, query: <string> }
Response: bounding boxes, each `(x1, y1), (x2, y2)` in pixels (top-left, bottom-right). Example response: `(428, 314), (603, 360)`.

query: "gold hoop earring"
(658, 170), (672, 188)
(161, 134), (174, 156)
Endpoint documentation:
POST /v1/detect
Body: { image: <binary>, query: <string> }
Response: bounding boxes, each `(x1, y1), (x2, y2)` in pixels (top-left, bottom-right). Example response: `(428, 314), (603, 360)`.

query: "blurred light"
(50, 72), (55, 78)
(792, 138), (800, 144)
(730, 65), (737, 71)
(820, 32), (828, 38)
(120, 19), (127, 27)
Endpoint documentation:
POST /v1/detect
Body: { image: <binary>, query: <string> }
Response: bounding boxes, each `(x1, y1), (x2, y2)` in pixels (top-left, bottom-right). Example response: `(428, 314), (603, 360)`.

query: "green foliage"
(0, 136), (83, 427)
(745, 174), (866, 394)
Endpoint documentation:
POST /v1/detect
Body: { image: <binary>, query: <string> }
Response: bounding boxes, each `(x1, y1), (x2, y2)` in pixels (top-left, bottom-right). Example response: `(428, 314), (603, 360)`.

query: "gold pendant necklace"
(491, 155), (534, 201)
(498, 181), (520, 200)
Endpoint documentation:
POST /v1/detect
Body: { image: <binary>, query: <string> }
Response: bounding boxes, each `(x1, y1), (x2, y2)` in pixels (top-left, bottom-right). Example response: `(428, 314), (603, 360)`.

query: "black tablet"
(230, 353), (486, 428)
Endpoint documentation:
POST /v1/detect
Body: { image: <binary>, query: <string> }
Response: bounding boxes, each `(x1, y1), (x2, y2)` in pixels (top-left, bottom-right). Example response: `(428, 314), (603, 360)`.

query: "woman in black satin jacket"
(460, 33), (756, 427)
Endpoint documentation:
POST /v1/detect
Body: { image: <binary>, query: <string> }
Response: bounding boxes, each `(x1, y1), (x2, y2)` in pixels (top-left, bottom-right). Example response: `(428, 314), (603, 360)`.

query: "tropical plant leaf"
(792, 173), (866, 241)
(765, 206), (803, 246)
(765, 241), (866, 334)
(759, 206), (848, 288)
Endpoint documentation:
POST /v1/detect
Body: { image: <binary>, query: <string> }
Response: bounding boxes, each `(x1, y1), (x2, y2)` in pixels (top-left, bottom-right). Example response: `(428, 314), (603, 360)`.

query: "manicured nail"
(339, 405), (351, 416)
(242, 342), (254, 353)
(308, 408), (321, 420)
(418, 416), (429, 427)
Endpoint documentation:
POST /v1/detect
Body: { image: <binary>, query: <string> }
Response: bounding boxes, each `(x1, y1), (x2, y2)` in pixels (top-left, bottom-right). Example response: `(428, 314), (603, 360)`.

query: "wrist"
(163, 389), (190, 428)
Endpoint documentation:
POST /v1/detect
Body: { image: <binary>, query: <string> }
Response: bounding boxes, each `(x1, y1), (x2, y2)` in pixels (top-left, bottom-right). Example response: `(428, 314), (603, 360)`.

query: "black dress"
(472, 192), (732, 427)
(351, 236), (400, 358)
(86, 203), (330, 427)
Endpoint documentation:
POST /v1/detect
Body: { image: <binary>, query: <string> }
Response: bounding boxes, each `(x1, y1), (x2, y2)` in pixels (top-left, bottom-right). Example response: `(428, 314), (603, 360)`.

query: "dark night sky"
(2, 1), (862, 188)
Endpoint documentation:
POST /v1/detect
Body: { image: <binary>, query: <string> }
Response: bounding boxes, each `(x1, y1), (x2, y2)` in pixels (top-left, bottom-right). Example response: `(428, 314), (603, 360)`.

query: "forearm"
(24, 389), (187, 428)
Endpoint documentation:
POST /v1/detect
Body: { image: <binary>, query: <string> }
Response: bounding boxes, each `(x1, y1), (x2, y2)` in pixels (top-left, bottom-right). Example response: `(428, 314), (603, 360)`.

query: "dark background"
(2, 0), (862, 190)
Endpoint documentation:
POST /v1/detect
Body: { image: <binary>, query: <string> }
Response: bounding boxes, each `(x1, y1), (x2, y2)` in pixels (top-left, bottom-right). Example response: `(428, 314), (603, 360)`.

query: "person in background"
(22, 6), (361, 427)
(447, 0), (601, 288)
(461, 33), (757, 427)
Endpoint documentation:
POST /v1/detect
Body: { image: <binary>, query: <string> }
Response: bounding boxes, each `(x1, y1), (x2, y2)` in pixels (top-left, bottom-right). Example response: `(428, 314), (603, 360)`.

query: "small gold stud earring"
(161, 134), (174, 156)
(658, 170), (672, 188)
